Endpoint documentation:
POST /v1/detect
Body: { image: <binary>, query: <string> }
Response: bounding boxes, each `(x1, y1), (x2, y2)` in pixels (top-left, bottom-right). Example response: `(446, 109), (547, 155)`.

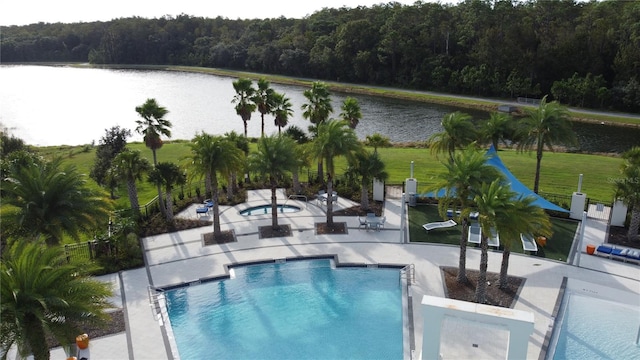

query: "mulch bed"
(332, 202), (384, 217)
(316, 222), (348, 234)
(442, 266), (524, 308)
(203, 230), (237, 245)
(259, 224), (292, 239)
(47, 310), (125, 349)
(608, 226), (640, 249)
(313, 202), (383, 235)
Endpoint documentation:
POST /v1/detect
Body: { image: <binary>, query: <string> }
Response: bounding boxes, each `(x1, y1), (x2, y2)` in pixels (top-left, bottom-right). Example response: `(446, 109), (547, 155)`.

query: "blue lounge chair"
(596, 244), (613, 255)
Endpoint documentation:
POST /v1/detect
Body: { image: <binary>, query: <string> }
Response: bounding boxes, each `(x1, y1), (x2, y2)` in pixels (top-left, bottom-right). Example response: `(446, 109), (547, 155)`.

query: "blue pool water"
(552, 293), (640, 360)
(164, 259), (403, 359)
(240, 204), (301, 215)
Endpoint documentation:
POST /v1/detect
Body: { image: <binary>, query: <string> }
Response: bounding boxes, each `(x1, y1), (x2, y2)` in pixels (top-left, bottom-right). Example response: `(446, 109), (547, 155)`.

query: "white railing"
(402, 264), (416, 285)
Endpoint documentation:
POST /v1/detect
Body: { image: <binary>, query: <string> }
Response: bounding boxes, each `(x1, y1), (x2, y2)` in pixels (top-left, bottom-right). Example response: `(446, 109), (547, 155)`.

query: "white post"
(576, 211), (587, 267)
(410, 161), (414, 178)
(577, 173), (583, 193)
(400, 192), (406, 244)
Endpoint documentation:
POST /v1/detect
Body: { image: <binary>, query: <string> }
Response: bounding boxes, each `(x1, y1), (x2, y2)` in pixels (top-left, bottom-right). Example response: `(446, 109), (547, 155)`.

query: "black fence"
(63, 240), (116, 264)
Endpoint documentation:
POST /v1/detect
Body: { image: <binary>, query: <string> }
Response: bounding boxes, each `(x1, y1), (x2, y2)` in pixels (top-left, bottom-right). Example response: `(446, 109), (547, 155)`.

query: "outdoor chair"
(422, 219), (457, 231)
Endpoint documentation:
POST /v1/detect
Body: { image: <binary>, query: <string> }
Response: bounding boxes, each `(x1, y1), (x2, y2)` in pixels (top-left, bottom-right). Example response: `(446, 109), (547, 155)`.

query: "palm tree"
(340, 96), (362, 129)
(0, 242), (113, 360)
(231, 78), (256, 137)
(481, 112), (513, 150)
(430, 146), (501, 283)
(112, 149), (151, 218)
(253, 78), (276, 137)
(134, 98), (172, 166)
(135, 98), (172, 216)
(472, 180), (552, 302)
(249, 135), (298, 229)
(147, 162), (186, 222)
(351, 150), (389, 211)
(473, 180), (514, 303)
(283, 125), (310, 144)
(302, 82), (333, 181)
(301, 82), (333, 130)
(291, 142), (313, 194)
(188, 133), (245, 237)
(272, 92), (293, 134)
(312, 120), (361, 226)
(427, 111), (478, 163)
(516, 95), (578, 193)
(495, 194), (552, 289)
(365, 133), (391, 154)
(614, 146), (640, 241)
(224, 131), (250, 199)
(2, 158), (113, 246)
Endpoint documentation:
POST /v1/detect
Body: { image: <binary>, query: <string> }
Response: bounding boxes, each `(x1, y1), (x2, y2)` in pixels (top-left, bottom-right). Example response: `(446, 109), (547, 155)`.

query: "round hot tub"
(239, 204), (301, 216)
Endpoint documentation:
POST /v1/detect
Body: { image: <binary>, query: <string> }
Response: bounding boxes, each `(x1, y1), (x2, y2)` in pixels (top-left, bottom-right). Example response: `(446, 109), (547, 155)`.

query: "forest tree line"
(1, 0), (639, 112)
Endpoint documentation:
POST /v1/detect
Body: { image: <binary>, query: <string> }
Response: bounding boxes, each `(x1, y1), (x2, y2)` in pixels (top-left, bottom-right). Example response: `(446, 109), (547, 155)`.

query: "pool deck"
(46, 189), (640, 360)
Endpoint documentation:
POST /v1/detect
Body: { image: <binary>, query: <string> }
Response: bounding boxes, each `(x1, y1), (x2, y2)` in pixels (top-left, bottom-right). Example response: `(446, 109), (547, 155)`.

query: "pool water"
(552, 293), (640, 360)
(240, 204), (301, 215)
(164, 259), (403, 360)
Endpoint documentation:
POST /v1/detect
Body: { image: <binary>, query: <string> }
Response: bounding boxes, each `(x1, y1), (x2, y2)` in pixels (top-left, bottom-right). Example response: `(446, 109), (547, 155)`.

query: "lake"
(1, 65), (637, 153)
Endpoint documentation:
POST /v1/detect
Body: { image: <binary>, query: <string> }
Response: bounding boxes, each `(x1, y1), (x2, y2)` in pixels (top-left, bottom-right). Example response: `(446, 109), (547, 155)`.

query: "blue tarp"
(423, 145), (570, 213)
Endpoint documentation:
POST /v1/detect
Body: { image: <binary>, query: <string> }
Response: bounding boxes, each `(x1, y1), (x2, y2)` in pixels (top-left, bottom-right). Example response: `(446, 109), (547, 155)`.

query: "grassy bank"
(74, 63), (640, 127)
(36, 141), (621, 210)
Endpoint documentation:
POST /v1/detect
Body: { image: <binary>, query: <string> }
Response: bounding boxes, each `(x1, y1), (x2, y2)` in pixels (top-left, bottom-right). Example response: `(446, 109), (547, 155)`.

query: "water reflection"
(0, 65), (637, 153)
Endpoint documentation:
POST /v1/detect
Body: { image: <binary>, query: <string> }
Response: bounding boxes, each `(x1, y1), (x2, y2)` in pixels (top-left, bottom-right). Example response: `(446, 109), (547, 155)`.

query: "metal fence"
(63, 240), (116, 264)
(517, 97), (541, 105)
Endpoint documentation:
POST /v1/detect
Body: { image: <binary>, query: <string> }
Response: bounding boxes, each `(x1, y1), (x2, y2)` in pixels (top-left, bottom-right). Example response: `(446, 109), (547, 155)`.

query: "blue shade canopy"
(423, 145), (570, 213)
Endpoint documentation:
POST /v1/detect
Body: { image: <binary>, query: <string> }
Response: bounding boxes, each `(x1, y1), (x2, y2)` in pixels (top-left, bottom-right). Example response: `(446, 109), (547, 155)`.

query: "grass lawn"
(408, 204), (579, 262)
(36, 141), (622, 211)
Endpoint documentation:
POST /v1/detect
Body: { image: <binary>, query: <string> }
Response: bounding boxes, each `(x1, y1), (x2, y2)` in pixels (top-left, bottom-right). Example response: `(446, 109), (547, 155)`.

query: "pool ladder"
(147, 285), (166, 323)
(402, 264), (416, 285)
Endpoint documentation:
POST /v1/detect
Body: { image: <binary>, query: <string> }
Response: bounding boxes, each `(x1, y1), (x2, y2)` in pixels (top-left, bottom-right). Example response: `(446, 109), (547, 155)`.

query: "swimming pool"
(163, 258), (404, 359)
(549, 279), (640, 360)
(239, 204), (301, 215)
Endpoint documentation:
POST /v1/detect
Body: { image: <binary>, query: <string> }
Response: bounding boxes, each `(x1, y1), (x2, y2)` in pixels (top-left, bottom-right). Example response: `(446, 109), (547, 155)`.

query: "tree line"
(2, 0), (639, 112)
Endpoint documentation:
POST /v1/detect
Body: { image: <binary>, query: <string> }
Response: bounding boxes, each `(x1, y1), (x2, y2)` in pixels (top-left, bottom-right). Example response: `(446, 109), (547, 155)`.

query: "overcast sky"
(0, 0), (459, 27)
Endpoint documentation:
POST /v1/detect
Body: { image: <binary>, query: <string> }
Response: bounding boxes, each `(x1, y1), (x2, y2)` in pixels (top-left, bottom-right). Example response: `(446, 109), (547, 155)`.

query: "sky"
(0, 0), (457, 27)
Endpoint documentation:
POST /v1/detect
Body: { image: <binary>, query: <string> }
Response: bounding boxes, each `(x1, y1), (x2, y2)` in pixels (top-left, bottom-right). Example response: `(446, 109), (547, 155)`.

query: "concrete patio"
(40, 189), (639, 359)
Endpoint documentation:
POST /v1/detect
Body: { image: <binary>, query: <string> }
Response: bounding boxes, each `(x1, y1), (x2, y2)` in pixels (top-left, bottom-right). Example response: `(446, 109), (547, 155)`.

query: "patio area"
(36, 189), (640, 360)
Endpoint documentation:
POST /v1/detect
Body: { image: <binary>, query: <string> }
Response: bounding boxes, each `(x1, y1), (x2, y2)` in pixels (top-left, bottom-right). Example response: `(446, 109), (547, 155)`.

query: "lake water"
(1, 64), (637, 153)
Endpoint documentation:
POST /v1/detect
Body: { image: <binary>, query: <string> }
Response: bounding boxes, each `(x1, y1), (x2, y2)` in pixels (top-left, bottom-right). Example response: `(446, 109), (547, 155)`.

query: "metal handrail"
(284, 194), (308, 208)
(402, 264), (416, 285)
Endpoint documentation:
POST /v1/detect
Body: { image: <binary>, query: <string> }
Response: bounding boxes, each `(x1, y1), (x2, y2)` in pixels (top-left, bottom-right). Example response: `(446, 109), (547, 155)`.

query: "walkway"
(45, 189), (639, 359)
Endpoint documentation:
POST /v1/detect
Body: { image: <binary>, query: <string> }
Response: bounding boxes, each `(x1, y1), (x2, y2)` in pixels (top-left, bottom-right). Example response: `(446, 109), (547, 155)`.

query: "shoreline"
(16, 62), (639, 128)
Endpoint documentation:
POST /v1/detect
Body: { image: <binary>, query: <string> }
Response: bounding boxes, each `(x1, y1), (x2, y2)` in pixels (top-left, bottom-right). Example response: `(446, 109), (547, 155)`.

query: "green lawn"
(408, 204), (579, 262)
(35, 141), (621, 210)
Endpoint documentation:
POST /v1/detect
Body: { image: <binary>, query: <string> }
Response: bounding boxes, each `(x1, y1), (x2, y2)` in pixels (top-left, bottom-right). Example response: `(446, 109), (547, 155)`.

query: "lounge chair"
(520, 233), (538, 253)
(196, 206), (210, 215)
(488, 228), (500, 248)
(595, 243), (640, 264)
(422, 219), (457, 231)
(467, 223), (481, 244)
(626, 249), (640, 264)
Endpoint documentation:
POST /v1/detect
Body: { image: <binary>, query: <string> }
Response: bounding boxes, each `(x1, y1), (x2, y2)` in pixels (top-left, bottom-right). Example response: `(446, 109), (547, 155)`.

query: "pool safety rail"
(147, 286), (166, 323)
(284, 194), (308, 208)
(402, 264), (416, 285)
(147, 285), (180, 360)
